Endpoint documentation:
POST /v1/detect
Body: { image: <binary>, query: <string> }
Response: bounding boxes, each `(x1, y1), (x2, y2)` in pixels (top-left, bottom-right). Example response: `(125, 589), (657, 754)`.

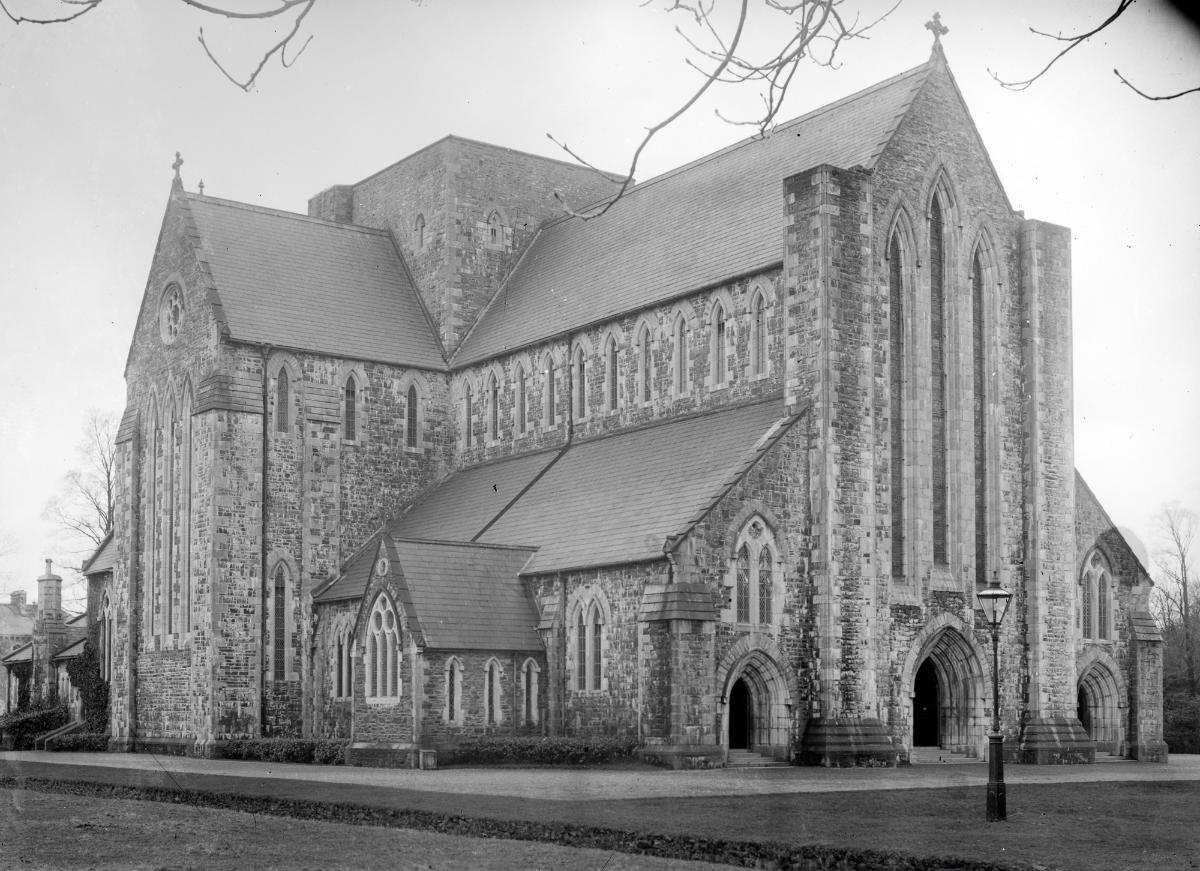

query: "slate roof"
(82, 534), (115, 576)
(453, 61), (932, 365)
(186, 195), (445, 369)
(1129, 610), (1163, 643)
(638, 583), (719, 622)
(52, 638), (87, 662)
(390, 398), (798, 574)
(1, 642), (31, 665)
(316, 539), (540, 652)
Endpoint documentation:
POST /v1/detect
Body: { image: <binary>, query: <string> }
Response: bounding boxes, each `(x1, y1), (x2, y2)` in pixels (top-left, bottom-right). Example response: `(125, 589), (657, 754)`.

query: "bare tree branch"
(1114, 67), (1200, 101)
(44, 411), (117, 555)
(1156, 503), (1198, 696)
(0, 0), (102, 26)
(550, 0), (898, 221)
(989, 0), (1134, 92)
(196, 0), (317, 93)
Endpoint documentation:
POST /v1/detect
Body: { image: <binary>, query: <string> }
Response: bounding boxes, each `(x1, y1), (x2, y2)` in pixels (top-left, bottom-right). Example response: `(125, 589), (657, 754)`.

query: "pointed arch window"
(100, 593), (113, 682)
(464, 382), (473, 448)
(889, 230), (906, 581)
(365, 594), (400, 700)
(488, 373), (499, 442)
(522, 658), (540, 725)
(344, 375), (358, 442)
(573, 347), (587, 421)
(275, 370), (290, 433)
(544, 356), (556, 426)
(638, 325), (653, 404)
(713, 303), (727, 385)
(575, 608), (587, 689)
(729, 518), (779, 626)
(406, 384), (419, 449)
(750, 290), (767, 376)
(445, 657), (463, 724)
(930, 195), (948, 565)
(605, 337), (619, 412)
(1081, 549), (1113, 641)
(414, 213), (426, 250)
(672, 315), (689, 396)
(273, 563), (288, 681)
(334, 625), (353, 698)
(971, 248), (988, 587)
(486, 210), (503, 248)
(572, 596), (606, 692)
(485, 659), (502, 725)
(516, 363), (527, 435)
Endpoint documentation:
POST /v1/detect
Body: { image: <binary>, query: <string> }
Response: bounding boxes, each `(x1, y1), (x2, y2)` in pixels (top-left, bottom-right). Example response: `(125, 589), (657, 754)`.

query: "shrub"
(48, 733), (109, 752)
(0, 705), (68, 750)
(1164, 693), (1200, 754)
(442, 735), (638, 767)
(220, 738), (347, 765)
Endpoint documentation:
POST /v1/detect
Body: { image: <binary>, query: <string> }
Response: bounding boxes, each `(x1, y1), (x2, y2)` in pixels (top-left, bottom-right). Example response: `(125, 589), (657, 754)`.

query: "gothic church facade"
(97, 47), (1166, 766)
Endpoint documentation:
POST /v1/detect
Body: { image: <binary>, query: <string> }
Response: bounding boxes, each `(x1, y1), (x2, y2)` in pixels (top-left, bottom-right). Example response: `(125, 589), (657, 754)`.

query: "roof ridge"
(567, 392), (784, 451)
(535, 59), (934, 229)
(185, 192), (392, 236)
(391, 537), (536, 551)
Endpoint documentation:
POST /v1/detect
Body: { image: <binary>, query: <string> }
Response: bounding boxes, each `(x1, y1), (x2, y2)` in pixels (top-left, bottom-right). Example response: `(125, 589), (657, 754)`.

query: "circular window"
(159, 283), (184, 344)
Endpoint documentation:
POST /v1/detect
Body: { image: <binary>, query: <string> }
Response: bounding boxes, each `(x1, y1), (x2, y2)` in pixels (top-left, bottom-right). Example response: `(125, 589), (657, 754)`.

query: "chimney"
(10, 589), (26, 609)
(37, 558), (62, 624)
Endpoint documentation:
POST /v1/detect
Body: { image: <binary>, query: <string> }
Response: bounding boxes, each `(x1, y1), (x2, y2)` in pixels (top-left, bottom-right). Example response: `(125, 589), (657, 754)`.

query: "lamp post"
(977, 573), (1013, 822)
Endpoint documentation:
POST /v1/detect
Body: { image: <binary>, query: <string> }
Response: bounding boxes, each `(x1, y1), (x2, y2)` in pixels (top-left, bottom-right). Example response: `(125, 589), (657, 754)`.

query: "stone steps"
(909, 747), (980, 764)
(727, 749), (791, 768)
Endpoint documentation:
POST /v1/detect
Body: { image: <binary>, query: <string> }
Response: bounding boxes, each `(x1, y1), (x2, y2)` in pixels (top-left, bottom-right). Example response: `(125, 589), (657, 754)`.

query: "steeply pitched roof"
(52, 638), (87, 662)
(186, 195), (445, 369)
(453, 61), (932, 365)
(82, 533), (115, 576)
(390, 398), (797, 574)
(316, 538), (540, 652)
(1, 641), (31, 665)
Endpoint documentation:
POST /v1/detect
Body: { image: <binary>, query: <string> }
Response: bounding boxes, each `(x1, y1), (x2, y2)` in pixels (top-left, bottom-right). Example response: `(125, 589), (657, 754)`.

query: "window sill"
(364, 695), (402, 707)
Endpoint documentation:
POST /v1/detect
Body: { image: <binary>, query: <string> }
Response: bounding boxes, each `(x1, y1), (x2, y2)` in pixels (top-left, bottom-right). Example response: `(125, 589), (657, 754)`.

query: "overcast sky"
(1, 0), (1197, 600)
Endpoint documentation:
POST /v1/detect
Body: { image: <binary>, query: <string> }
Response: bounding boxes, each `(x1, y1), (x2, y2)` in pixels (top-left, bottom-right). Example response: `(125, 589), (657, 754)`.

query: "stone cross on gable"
(925, 12), (948, 45)
(172, 151), (184, 179)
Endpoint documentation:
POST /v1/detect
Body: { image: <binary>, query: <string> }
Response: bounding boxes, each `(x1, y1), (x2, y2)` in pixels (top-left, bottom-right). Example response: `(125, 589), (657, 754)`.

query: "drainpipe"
(260, 345), (272, 737)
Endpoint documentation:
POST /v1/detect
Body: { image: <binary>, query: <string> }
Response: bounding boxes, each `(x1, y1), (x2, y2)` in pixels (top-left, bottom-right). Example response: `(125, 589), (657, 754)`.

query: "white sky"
(1, 0), (1197, 600)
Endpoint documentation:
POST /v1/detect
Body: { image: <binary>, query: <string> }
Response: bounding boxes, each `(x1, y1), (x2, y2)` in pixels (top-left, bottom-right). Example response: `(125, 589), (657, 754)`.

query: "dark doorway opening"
(913, 659), (940, 747)
(1077, 686), (1092, 737)
(729, 678), (752, 750)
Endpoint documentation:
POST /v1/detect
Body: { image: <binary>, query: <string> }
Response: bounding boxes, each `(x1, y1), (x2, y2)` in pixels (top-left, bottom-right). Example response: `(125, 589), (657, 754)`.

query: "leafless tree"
(44, 410), (117, 565)
(990, 0), (1200, 101)
(549, 0), (899, 219)
(1154, 503), (1198, 695)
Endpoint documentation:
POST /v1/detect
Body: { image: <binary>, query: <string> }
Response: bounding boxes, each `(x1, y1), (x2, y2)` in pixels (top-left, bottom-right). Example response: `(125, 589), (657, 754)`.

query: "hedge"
(220, 738), (348, 765)
(0, 705), (68, 750)
(48, 733), (110, 752)
(1164, 693), (1200, 754)
(440, 735), (639, 767)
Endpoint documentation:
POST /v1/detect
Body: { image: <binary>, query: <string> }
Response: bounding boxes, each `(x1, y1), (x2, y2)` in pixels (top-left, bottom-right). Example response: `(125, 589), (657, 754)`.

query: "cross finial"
(925, 11), (948, 45)
(172, 151), (184, 179)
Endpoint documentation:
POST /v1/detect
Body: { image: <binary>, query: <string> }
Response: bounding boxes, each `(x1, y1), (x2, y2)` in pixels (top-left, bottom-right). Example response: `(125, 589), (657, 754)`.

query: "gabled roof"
(186, 194), (445, 369)
(82, 533), (115, 576)
(52, 638), (87, 662)
(453, 60), (933, 366)
(390, 397), (798, 574)
(316, 538), (540, 652)
(1, 641), (31, 665)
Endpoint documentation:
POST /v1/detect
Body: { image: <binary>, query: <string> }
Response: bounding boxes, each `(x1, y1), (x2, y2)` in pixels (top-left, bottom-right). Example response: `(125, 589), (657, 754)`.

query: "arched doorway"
(1077, 658), (1124, 756)
(729, 678), (752, 750)
(913, 658), (940, 747)
(1076, 686), (1092, 736)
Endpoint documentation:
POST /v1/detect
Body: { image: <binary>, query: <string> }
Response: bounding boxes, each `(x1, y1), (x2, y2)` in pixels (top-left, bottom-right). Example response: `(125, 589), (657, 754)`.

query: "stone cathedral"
(92, 43), (1166, 767)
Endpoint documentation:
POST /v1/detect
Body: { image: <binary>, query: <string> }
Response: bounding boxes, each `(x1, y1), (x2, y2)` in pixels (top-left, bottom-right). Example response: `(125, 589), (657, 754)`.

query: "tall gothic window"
(488, 373), (499, 441)
(522, 659), (539, 725)
(1081, 549), (1113, 641)
(575, 609), (587, 689)
(573, 598), (606, 692)
(273, 564), (287, 681)
(573, 347), (587, 421)
(713, 303), (727, 385)
(486, 210), (502, 247)
(275, 369), (289, 432)
(736, 545), (751, 623)
(414, 213), (425, 250)
(406, 384), (419, 448)
(365, 594), (400, 699)
(730, 518), (779, 625)
(344, 375), (358, 442)
(750, 290), (767, 376)
(485, 659), (501, 725)
(334, 627), (352, 698)
(605, 337), (619, 412)
(544, 355), (556, 426)
(889, 231), (905, 580)
(165, 406), (176, 635)
(638, 325), (653, 403)
(972, 249), (987, 587)
(445, 657), (462, 723)
(516, 364), (527, 434)
(930, 196), (948, 565)
(672, 315), (688, 395)
(464, 382), (473, 448)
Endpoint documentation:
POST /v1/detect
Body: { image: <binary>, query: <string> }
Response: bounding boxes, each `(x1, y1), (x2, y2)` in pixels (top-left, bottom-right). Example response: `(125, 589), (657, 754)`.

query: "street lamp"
(977, 572), (1013, 822)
